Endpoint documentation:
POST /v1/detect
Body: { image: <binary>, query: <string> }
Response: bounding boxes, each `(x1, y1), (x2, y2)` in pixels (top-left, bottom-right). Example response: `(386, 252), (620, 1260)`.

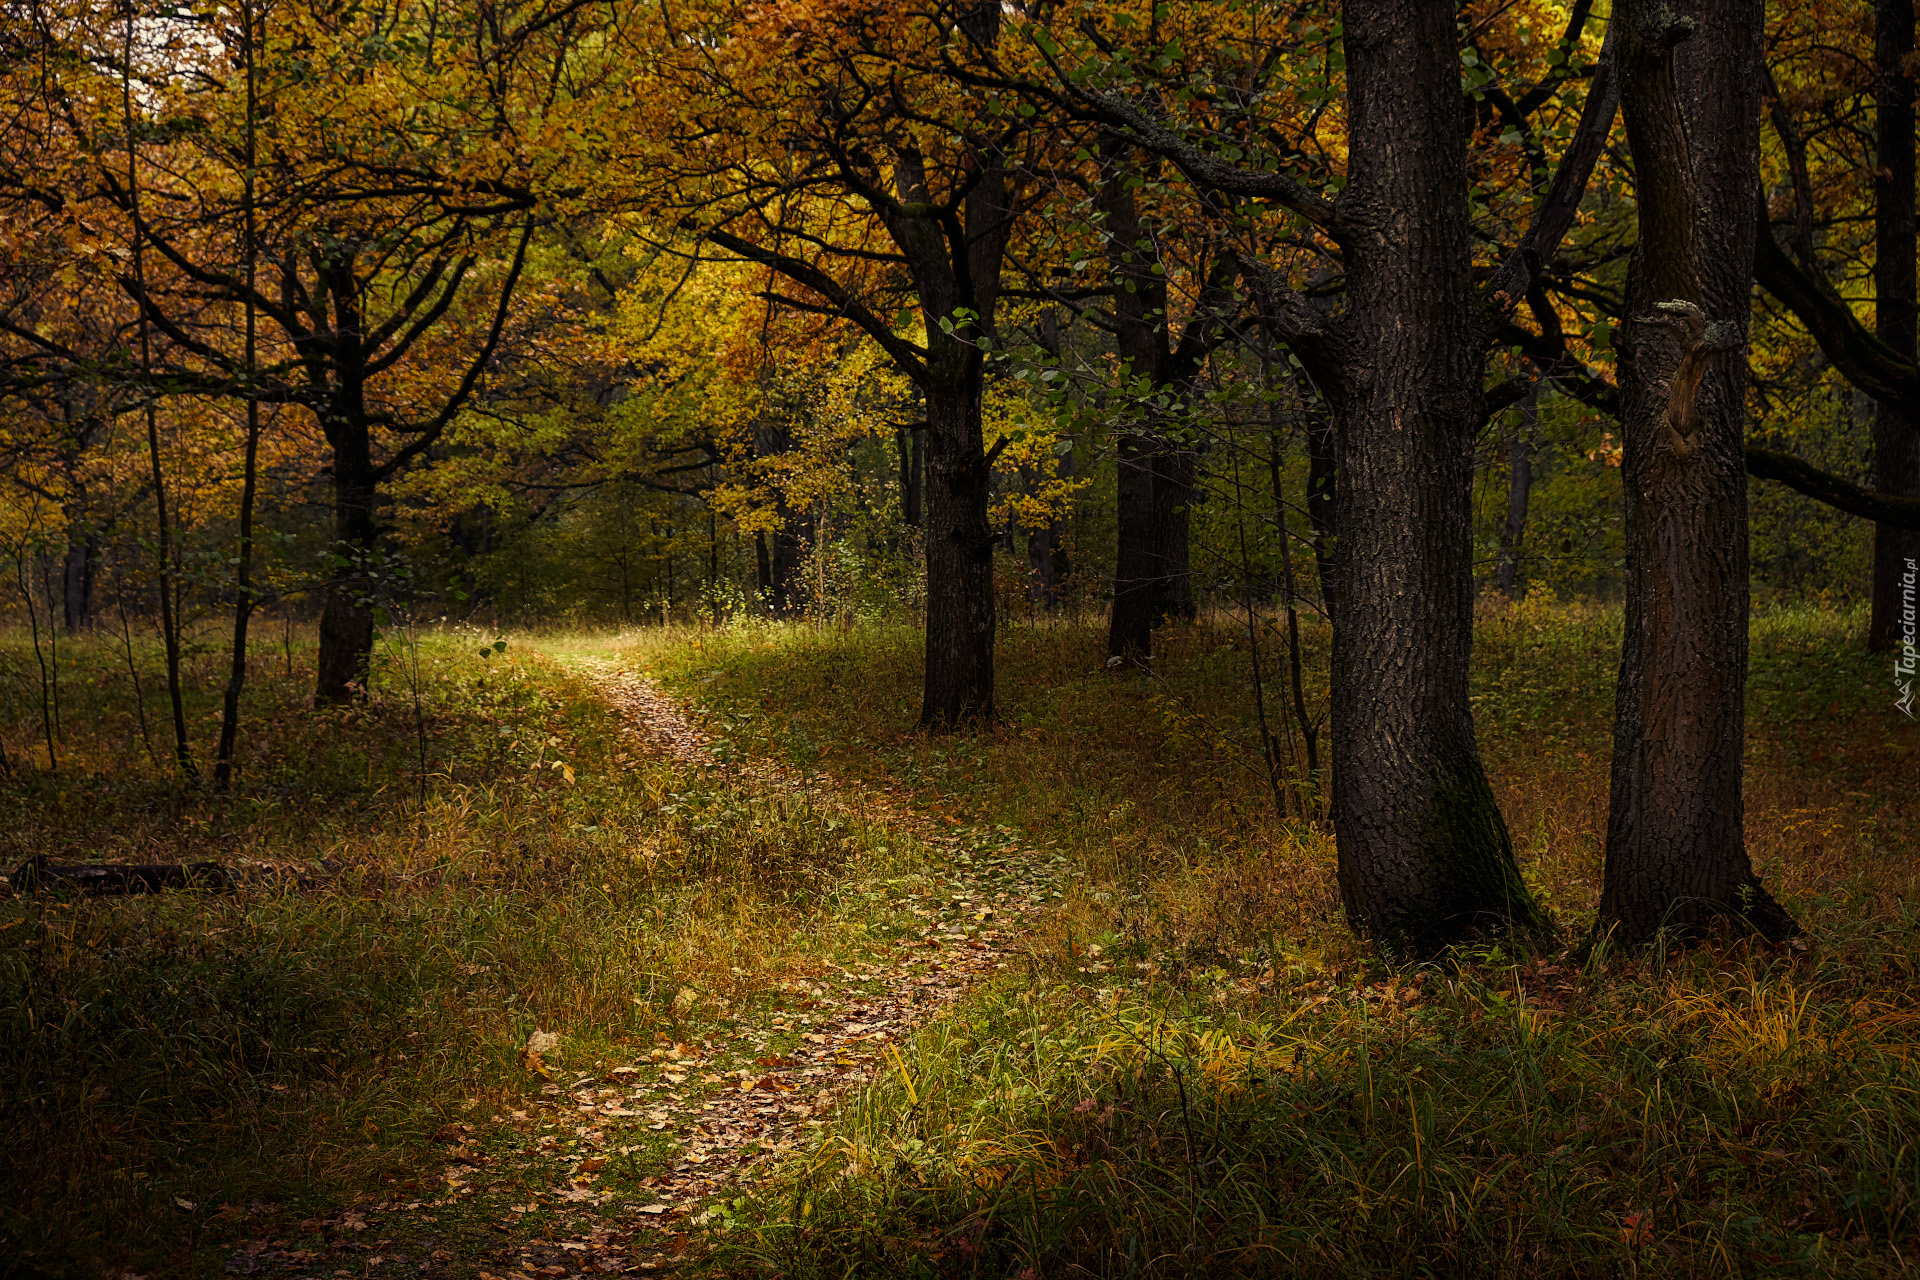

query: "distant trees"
(0, 0), (599, 707)
(622, 0), (1045, 726)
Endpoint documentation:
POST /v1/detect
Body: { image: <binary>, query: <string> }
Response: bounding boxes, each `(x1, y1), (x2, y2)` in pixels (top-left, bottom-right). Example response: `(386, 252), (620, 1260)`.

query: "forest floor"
(1, 601), (1917, 1278)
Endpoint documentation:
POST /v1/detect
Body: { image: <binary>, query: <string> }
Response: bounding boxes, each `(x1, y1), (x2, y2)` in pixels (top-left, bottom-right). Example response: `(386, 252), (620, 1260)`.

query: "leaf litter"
(223, 659), (1065, 1279)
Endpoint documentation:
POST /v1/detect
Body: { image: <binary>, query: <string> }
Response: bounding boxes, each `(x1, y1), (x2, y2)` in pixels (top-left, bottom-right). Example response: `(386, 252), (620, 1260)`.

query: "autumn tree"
(0, 0), (609, 704)
(619, 0), (1050, 726)
(994, 0), (1617, 950)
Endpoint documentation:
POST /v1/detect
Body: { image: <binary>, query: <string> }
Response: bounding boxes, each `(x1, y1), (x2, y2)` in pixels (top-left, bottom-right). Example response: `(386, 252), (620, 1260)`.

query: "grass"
(626, 599), (1920, 1277)
(4, 599), (1915, 1277)
(0, 623), (949, 1277)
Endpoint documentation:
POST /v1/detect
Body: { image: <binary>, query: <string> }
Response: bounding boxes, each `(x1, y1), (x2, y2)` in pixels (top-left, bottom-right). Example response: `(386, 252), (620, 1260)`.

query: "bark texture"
(1599, 0), (1796, 944)
(920, 374), (997, 723)
(881, 130), (1012, 727)
(1324, 0), (1546, 952)
(1869, 0), (1918, 651)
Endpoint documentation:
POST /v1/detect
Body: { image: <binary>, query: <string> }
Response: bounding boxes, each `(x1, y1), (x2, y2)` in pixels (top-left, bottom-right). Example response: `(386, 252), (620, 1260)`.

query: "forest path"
(537, 656), (1063, 1273)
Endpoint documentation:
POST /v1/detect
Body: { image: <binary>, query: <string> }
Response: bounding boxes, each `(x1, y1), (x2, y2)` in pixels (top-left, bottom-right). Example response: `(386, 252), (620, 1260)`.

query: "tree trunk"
(1020, 455), (1067, 612)
(1301, 372), (1341, 620)
(1151, 443), (1196, 623)
(1598, 0), (1796, 944)
(1495, 386), (1538, 599)
(61, 529), (96, 633)
(752, 417), (806, 616)
(314, 431), (378, 706)
(920, 371), (996, 726)
(897, 424), (925, 528)
(1108, 431), (1157, 666)
(1026, 524), (1059, 609)
(1869, 0), (1918, 652)
(1326, 0), (1546, 953)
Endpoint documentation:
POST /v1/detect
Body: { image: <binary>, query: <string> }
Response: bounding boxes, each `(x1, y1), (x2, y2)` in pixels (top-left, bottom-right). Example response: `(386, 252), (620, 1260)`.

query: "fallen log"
(8, 855), (231, 895)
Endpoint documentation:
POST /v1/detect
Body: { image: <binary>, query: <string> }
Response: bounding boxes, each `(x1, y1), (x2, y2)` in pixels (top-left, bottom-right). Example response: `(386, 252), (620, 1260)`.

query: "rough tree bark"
(1869, 0), (1917, 651)
(1317, 0), (1547, 951)
(919, 358), (997, 722)
(1054, 0), (1616, 950)
(1599, 0), (1796, 944)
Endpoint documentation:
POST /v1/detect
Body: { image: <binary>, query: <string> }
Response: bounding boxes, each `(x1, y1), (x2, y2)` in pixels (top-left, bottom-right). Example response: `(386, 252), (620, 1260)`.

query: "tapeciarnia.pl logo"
(1898, 558), (1917, 718)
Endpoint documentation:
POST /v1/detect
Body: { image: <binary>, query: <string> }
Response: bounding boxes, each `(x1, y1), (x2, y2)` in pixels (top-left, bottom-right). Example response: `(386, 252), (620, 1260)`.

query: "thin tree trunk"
(897, 424), (926, 528)
(1495, 385), (1538, 599)
(1869, 0), (1918, 651)
(1325, 0), (1545, 952)
(1108, 430), (1157, 667)
(1598, 0), (1795, 944)
(15, 543), (57, 772)
(1152, 443), (1197, 624)
(1300, 370), (1340, 621)
(1269, 407), (1320, 796)
(755, 529), (773, 607)
(216, 0), (262, 788)
(124, 12), (195, 779)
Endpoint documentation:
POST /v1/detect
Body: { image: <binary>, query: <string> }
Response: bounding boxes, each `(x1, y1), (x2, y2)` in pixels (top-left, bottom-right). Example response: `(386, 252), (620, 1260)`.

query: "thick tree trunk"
(920, 373), (995, 726)
(1323, 0), (1545, 952)
(1599, 0), (1796, 944)
(1869, 0), (1918, 652)
(1495, 387), (1538, 599)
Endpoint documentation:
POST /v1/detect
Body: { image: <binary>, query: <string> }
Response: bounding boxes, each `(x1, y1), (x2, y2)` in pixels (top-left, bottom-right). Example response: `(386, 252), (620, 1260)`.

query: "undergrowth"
(0, 627), (923, 1277)
(632, 600), (1920, 1278)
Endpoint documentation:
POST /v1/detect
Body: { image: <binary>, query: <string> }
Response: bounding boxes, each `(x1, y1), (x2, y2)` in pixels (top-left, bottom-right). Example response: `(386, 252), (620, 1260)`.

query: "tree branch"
(703, 226), (930, 383)
(1747, 446), (1920, 528)
(1753, 189), (1919, 403)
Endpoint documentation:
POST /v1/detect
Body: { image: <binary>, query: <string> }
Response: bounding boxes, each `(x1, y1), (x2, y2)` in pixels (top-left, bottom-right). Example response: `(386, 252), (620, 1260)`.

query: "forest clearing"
(5, 0), (1920, 1274)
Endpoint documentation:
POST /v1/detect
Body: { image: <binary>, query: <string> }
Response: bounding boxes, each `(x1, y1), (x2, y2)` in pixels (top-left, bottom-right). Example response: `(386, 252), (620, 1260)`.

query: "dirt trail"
(505, 658), (1061, 1274)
